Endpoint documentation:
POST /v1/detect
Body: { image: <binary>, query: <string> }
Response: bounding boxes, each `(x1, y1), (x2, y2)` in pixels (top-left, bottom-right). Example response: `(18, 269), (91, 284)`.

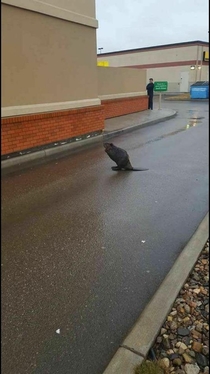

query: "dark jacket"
(146, 82), (154, 97)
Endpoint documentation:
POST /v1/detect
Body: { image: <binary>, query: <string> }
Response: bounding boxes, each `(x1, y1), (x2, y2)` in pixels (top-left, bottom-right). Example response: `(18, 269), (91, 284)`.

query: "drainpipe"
(199, 45), (203, 81)
(195, 45), (199, 82)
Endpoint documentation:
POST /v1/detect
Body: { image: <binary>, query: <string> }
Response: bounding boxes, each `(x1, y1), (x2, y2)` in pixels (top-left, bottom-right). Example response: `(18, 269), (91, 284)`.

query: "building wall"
(1, 1), (155, 158)
(97, 66), (147, 118)
(147, 65), (209, 92)
(1, 106), (104, 157)
(97, 66), (146, 96)
(41, 0), (96, 18)
(2, 65), (148, 156)
(101, 96), (148, 120)
(98, 45), (199, 67)
(2, 3), (99, 113)
(1, 0), (105, 157)
(97, 42), (209, 93)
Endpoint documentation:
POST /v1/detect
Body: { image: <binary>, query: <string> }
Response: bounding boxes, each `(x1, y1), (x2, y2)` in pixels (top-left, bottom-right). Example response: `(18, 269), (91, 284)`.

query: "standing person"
(146, 78), (154, 110)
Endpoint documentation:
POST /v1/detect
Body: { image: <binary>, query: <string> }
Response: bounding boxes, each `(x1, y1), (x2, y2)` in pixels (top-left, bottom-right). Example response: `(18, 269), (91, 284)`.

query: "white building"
(97, 40), (209, 93)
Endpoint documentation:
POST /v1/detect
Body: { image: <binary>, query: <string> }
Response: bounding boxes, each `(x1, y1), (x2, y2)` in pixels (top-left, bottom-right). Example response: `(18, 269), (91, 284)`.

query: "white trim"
(2, 0), (98, 28)
(1, 98), (101, 117)
(99, 91), (147, 100)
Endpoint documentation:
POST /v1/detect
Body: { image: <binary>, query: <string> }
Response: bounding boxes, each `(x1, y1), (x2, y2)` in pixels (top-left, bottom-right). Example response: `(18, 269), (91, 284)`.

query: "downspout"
(199, 45), (203, 81)
(195, 45), (199, 82)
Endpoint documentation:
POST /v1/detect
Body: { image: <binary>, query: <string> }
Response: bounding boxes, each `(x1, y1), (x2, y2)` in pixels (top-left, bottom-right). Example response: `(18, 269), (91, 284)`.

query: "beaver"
(103, 143), (148, 171)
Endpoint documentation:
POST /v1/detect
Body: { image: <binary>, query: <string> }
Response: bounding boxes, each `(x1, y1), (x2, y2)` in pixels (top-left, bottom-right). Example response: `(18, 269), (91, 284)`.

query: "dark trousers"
(148, 95), (153, 110)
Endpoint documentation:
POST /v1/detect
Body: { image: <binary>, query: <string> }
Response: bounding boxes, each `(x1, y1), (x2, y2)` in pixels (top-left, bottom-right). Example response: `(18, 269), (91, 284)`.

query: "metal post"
(158, 92), (162, 110)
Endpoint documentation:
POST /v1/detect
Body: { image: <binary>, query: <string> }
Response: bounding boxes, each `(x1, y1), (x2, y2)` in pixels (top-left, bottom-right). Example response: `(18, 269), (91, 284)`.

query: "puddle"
(189, 117), (204, 120)
(146, 129), (186, 144)
(187, 120), (202, 128)
(124, 113), (206, 150)
(145, 118), (204, 145)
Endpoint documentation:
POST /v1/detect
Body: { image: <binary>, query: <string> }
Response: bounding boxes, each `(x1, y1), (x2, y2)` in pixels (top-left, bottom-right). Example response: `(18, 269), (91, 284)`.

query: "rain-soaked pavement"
(1, 101), (209, 374)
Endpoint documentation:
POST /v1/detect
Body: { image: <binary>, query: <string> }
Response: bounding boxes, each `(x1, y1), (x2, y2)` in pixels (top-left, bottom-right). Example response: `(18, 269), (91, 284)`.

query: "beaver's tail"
(126, 168), (149, 171)
(111, 166), (149, 171)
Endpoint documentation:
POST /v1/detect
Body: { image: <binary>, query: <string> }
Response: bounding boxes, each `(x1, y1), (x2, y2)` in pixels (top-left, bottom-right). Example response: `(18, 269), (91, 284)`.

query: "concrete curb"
(1, 110), (177, 174)
(103, 212), (209, 374)
(1, 135), (103, 174)
(164, 98), (209, 102)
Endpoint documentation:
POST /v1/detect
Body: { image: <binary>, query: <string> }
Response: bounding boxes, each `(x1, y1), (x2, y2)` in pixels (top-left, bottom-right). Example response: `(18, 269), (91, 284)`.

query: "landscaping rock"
(191, 341), (203, 352)
(149, 240), (209, 373)
(159, 357), (170, 368)
(182, 353), (194, 363)
(195, 352), (208, 367)
(184, 363), (200, 374)
(177, 328), (190, 337)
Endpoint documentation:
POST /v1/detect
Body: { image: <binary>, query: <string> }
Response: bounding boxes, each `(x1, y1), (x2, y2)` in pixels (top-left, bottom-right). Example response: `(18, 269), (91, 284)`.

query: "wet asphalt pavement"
(1, 101), (209, 374)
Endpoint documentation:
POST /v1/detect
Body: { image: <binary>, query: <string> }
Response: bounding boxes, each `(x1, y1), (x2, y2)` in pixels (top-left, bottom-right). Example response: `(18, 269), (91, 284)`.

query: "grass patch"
(134, 360), (168, 374)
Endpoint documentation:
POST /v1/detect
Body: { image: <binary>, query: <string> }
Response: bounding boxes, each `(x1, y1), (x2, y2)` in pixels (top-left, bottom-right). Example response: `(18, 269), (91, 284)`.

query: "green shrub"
(134, 360), (166, 374)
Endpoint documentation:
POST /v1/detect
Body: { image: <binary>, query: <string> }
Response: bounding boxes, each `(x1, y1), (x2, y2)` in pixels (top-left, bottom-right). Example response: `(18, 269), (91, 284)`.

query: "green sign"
(154, 81), (168, 92)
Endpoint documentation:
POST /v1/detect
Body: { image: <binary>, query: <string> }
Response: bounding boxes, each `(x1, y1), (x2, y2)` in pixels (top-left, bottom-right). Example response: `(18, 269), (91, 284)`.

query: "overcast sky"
(95, 0), (209, 53)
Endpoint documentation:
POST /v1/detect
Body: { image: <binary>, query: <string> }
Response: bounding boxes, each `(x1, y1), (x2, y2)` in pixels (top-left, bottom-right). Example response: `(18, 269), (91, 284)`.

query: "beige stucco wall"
(2, 0), (97, 27)
(2, 3), (98, 111)
(40, 0), (96, 18)
(97, 67), (146, 97)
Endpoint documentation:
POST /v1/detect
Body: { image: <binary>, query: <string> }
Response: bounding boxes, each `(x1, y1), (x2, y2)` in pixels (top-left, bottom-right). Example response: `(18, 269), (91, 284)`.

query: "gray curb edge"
(103, 212), (209, 374)
(1, 111), (177, 174)
(1, 135), (103, 173)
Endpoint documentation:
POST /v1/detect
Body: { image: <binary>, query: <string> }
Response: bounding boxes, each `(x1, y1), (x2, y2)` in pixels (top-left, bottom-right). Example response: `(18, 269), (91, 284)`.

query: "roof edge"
(97, 40), (209, 57)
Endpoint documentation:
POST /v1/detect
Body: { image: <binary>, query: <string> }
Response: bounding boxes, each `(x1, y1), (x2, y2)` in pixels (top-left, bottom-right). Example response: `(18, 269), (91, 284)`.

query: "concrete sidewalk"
(103, 108), (177, 139)
(1, 108), (177, 173)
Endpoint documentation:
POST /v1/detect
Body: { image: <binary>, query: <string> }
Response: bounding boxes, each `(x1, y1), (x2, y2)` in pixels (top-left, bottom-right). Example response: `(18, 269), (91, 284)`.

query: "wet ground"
(1, 101), (209, 374)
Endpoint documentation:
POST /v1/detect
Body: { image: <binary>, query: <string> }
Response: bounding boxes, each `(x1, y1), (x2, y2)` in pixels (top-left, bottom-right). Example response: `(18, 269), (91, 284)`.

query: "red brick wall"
(1, 105), (104, 156)
(102, 95), (148, 119)
(1, 95), (147, 156)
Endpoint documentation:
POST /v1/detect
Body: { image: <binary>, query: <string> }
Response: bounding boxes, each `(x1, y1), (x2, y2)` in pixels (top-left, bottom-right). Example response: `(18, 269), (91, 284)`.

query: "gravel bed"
(150, 240), (209, 374)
